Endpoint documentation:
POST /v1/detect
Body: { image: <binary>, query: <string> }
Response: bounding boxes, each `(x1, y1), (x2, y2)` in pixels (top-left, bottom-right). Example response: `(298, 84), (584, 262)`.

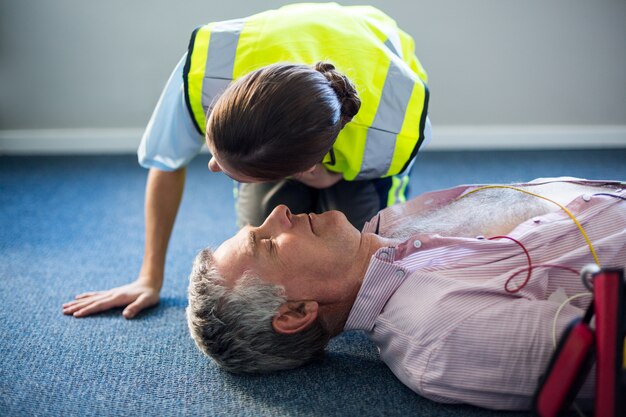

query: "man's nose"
(264, 205), (292, 230)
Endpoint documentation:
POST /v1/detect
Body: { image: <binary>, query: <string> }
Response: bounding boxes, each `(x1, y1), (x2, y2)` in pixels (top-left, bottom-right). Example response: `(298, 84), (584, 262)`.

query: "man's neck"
(355, 232), (398, 284)
(324, 232), (398, 336)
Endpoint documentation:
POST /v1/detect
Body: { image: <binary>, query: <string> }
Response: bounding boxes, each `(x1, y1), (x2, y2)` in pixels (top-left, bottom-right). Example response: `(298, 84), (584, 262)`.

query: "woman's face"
(205, 140), (263, 183)
(206, 139), (316, 183)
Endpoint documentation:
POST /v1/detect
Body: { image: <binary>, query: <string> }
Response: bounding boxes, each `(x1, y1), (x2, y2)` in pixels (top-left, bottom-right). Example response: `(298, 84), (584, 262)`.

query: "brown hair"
(206, 62), (360, 180)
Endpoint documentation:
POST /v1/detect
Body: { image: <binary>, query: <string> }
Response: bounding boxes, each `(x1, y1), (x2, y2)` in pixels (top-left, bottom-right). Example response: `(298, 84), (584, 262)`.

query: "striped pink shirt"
(344, 178), (626, 410)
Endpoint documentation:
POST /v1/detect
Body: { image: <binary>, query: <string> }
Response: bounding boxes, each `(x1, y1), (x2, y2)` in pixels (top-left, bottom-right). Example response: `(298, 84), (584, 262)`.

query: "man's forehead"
(213, 228), (255, 285)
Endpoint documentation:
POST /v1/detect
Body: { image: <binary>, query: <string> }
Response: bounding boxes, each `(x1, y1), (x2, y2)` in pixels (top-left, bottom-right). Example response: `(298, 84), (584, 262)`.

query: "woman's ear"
(208, 157), (223, 172)
(272, 301), (319, 335)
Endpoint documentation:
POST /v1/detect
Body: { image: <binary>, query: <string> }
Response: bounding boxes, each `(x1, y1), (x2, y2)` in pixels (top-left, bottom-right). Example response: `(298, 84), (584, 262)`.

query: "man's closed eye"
(263, 238), (276, 254)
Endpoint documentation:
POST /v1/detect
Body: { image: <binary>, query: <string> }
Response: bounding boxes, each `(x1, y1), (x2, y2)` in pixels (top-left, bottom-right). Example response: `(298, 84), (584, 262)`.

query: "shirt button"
(413, 239), (422, 248)
(395, 270), (405, 278)
(379, 252), (389, 259)
(582, 194), (592, 202)
(533, 217), (541, 224)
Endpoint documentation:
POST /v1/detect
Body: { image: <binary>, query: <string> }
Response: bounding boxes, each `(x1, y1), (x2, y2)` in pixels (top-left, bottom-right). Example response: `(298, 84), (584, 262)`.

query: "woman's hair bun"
(314, 61), (361, 126)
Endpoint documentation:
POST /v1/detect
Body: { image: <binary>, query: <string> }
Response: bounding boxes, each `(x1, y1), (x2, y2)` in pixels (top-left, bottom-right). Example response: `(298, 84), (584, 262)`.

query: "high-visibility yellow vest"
(184, 2), (429, 180)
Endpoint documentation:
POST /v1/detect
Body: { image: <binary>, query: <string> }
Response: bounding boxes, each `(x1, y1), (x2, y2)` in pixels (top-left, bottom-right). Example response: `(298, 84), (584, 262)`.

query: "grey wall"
(1, 0), (625, 130)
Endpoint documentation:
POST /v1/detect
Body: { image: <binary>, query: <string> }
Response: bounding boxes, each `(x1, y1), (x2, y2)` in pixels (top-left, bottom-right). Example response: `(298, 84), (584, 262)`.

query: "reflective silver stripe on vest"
(384, 39), (400, 58)
(202, 18), (246, 113)
(355, 57), (416, 179)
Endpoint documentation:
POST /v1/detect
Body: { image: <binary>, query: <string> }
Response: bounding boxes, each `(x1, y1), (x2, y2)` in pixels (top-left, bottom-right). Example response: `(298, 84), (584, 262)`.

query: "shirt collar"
(362, 213), (380, 234)
(344, 246), (408, 332)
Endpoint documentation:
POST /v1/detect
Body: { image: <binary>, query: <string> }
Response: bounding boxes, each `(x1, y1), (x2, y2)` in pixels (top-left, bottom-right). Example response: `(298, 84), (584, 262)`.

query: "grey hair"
(186, 247), (331, 373)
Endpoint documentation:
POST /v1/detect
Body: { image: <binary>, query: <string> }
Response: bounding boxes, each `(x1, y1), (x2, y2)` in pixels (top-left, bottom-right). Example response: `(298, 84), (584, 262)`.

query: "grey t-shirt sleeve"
(137, 53), (205, 171)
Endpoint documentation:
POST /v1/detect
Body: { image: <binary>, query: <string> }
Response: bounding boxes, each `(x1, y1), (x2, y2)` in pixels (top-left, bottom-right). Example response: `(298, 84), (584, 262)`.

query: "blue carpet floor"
(1, 149), (624, 416)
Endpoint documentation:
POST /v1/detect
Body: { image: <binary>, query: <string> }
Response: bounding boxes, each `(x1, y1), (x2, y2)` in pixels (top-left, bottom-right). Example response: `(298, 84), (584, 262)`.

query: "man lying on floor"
(186, 177), (626, 410)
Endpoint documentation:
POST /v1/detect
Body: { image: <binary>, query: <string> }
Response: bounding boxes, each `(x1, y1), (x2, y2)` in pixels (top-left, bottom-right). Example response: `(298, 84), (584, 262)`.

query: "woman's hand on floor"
(62, 279), (161, 319)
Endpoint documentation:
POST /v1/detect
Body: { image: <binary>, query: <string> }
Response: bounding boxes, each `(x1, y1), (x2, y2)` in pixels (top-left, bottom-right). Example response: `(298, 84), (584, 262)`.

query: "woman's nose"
(208, 157), (222, 172)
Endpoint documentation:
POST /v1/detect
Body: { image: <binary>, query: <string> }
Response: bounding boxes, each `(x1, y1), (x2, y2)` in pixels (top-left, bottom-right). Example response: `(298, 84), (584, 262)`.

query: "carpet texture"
(1, 149), (624, 416)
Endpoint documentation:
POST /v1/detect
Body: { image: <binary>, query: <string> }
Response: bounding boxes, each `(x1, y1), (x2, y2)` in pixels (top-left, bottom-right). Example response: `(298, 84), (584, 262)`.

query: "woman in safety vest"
(62, 3), (431, 319)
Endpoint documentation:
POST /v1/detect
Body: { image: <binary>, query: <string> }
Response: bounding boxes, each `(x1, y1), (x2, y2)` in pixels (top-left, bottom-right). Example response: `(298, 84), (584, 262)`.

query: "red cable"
(507, 264), (580, 290)
(488, 235), (581, 292)
(488, 235), (532, 293)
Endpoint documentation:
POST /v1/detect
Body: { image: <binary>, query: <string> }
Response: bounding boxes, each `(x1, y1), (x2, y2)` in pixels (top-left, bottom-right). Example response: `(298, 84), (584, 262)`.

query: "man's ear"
(272, 301), (319, 335)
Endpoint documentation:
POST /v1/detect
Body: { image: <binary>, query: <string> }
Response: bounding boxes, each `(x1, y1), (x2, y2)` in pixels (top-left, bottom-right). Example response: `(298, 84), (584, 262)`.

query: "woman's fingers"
(63, 296), (96, 308)
(62, 281), (160, 319)
(62, 300), (91, 315)
(122, 293), (156, 319)
(72, 295), (120, 318)
(62, 294), (109, 315)
(75, 292), (101, 299)
(63, 295), (107, 314)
